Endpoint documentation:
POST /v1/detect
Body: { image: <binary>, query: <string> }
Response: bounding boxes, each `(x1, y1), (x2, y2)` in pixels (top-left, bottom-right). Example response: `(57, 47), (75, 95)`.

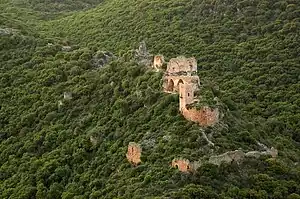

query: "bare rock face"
(268, 147), (278, 158)
(245, 151), (262, 158)
(135, 41), (152, 66)
(0, 28), (17, 36)
(62, 46), (72, 52)
(58, 100), (63, 108)
(126, 142), (142, 166)
(64, 92), (73, 100)
(90, 136), (98, 146)
(209, 147), (278, 166)
(245, 147), (278, 158)
(92, 51), (115, 68)
(209, 150), (245, 166)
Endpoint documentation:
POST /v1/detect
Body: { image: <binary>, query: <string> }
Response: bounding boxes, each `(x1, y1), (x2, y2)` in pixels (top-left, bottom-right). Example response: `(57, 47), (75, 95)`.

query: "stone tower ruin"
(163, 56), (219, 126)
(152, 55), (165, 71)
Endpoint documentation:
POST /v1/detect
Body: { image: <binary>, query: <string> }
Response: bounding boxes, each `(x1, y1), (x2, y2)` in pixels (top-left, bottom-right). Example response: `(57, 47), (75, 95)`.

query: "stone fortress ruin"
(125, 46), (278, 172)
(162, 56), (219, 126)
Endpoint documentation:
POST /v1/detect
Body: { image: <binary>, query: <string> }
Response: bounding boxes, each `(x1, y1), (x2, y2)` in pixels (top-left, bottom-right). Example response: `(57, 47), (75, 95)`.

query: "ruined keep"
(163, 56), (219, 126)
(126, 142), (142, 166)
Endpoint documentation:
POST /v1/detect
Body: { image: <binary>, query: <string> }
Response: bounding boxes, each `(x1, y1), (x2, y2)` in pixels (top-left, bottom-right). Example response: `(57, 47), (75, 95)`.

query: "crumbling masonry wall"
(163, 56), (218, 126)
(167, 56), (197, 74)
(182, 106), (219, 126)
(152, 55), (164, 71)
(172, 158), (200, 173)
(126, 142), (142, 166)
(172, 158), (191, 172)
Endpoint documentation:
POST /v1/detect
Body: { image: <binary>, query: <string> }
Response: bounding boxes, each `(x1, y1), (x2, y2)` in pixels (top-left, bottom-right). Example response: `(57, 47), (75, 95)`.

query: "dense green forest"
(1, 0), (300, 198)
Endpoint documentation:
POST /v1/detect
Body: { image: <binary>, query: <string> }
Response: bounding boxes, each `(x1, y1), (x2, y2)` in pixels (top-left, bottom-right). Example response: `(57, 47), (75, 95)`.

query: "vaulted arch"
(175, 79), (184, 92)
(167, 79), (174, 92)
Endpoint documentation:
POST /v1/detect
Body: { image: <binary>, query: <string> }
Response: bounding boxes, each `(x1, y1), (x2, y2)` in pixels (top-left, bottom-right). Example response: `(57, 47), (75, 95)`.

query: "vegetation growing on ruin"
(1, 0), (300, 198)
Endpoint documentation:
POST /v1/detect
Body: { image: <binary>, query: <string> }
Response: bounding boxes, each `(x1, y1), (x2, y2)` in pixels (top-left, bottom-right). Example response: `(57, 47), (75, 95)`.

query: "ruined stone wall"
(182, 106), (219, 126)
(152, 55), (164, 70)
(179, 83), (195, 111)
(167, 56), (197, 74)
(172, 158), (191, 172)
(163, 76), (200, 93)
(172, 158), (200, 173)
(126, 142), (142, 165)
(162, 56), (219, 127)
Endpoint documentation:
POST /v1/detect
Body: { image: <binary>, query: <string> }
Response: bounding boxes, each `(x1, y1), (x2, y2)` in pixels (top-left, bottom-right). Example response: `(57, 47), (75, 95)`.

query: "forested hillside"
(1, 0), (300, 198)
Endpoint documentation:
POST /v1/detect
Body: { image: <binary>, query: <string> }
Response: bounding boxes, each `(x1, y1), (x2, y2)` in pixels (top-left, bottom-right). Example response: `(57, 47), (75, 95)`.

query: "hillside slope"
(1, 0), (300, 198)
(43, 0), (300, 139)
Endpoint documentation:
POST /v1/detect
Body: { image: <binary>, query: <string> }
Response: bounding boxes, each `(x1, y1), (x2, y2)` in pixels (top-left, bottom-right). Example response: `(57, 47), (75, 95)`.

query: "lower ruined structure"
(182, 106), (219, 126)
(171, 158), (200, 173)
(126, 142), (142, 166)
(172, 158), (191, 172)
(123, 49), (279, 173)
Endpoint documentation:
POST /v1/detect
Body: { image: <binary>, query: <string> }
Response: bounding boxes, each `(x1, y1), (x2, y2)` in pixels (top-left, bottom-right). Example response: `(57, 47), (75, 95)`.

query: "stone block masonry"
(162, 56), (219, 126)
(126, 142), (142, 166)
(152, 55), (165, 71)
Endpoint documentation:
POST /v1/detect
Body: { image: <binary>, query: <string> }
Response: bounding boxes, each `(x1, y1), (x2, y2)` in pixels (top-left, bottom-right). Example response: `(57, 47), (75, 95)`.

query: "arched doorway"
(167, 79), (174, 92)
(176, 79), (184, 93)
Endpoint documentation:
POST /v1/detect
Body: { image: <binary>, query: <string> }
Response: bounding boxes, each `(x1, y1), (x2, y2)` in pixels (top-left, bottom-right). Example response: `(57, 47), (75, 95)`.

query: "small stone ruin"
(171, 158), (200, 173)
(152, 55), (165, 71)
(126, 142), (142, 166)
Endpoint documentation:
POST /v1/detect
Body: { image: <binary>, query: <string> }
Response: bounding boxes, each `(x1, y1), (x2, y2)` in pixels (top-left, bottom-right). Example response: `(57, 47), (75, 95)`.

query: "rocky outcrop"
(64, 92), (73, 100)
(209, 150), (245, 166)
(126, 142), (142, 166)
(0, 28), (17, 36)
(135, 41), (152, 66)
(209, 147), (278, 166)
(92, 51), (115, 68)
(90, 136), (98, 146)
(245, 147), (278, 158)
(62, 46), (72, 52)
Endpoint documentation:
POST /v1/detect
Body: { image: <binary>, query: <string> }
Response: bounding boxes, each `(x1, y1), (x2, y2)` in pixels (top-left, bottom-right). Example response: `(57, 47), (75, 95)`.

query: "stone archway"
(176, 79), (184, 93)
(167, 79), (175, 92)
